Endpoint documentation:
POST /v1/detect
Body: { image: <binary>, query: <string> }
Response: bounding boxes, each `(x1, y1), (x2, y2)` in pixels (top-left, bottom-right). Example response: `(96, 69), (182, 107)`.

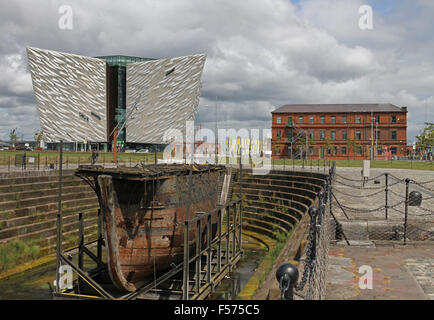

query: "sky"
(0, 0), (433, 143)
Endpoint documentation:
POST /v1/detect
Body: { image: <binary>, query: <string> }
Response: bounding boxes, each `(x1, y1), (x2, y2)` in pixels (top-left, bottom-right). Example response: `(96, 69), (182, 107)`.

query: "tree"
(324, 137), (335, 160)
(346, 138), (361, 160)
(9, 128), (18, 147)
(415, 122), (434, 157)
(34, 130), (44, 148)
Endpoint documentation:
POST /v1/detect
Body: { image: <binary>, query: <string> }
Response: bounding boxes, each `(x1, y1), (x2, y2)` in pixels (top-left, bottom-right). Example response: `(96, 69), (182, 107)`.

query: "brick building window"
(277, 130), (281, 137)
(331, 131), (336, 140)
(375, 115), (380, 124)
(391, 147), (397, 155)
(341, 146), (347, 155)
(356, 116), (361, 124)
(342, 116), (347, 124)
(357, 146), (362, 155)
(276, 117), (281, 124)
(298, 116), (303, 124)
(309, 130), (314, 140)
(288, 117), (292, 125)
(320, 130), (325, 140)
(391, 131), (397, 140)
(391, 116), (396, 123)
(342, 130), (347, 140)
(320, 116), (325, 124)
(331, 116), (336, 124)
(355, 131), (361, 140)
(375, 130), (380, 140)
(309, 116), (314, 124)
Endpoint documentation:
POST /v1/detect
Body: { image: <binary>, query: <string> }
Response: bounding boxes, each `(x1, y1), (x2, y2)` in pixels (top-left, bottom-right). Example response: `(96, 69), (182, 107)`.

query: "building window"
(277, 130), (281, 137)
(341, 146), (347, 155)
(309, 130), (314, 140)
(309, 116), (314, 124)
(342, 116), (347, 124)
(288, 117), (292, 125)
(355, 131), (361, 140)
(320, 130), (325, 140)
(309, 146), (314, 155)
(331, 116), (336, 124)
(375, 115), (380, 124)
(375, 130), (380, 140)
(391, 147), (397, 155)
(298, 116), (303, 124)
(331, 131), (336, 140)
(356, 116), (361, 124)
(320, 116), (325, 124)
(275, 146), (281, 154)
(391, 115), (396, 123)
(332, 147), (337, 155)
(377, 147), (382, 155)
(342, 130), (347, 140)
(357, 146), (362, 155)
(391, 131), (397, 140)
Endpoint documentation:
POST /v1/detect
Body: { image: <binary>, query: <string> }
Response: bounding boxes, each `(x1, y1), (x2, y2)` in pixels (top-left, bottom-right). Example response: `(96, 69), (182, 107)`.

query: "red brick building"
(271, 104), (407, 160)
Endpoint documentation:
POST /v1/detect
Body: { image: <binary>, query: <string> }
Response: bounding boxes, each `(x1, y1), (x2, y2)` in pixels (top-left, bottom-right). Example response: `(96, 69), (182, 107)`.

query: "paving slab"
(326, 245), (434, 300)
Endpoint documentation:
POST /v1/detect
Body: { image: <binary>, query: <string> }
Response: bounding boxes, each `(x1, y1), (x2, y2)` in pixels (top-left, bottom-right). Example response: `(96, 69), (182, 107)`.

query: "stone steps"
(0, 172), (77, 186)
(0, 178), (85, 194)
(0, 202), (99, 235)
(243, 206), (295, 229)
(243, 211), (292, 234)
(0, 211), (99, 247)
(0, 185), (92, 202)
(0, 207), (98, 241)
(0, 189), (96, 210)
(0, 196), (98, 221)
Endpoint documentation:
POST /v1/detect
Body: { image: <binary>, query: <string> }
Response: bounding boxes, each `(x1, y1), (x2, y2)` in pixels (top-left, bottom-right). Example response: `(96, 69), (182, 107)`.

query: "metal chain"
(338, 203), (385, 213)
(295, 213), (317, 291)
(335, 173), (384, 182)
(333, 186), (384, 198)
(388, 188), (406, 198)
(417, 206), (434, 214)
(409, 179), (434, 192)
(334, 179), (385, 190)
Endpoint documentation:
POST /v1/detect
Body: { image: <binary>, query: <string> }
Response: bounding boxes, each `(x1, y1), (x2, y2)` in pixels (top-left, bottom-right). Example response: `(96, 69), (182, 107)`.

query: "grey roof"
(272, 103), (406, 114)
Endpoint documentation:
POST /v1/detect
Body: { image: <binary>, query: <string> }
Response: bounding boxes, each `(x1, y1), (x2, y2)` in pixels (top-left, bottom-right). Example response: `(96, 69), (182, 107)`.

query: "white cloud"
(0, 0), (432, 143)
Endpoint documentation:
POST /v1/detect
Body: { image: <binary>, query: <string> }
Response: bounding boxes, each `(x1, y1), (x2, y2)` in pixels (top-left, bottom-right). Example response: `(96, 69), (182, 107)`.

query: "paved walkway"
(326, 244), (434, 300)
(326, 167), (434, 300)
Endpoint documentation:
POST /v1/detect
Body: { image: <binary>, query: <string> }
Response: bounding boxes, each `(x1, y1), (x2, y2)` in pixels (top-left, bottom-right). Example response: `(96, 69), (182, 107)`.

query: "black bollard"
(409, 190), (422, 207)
(276, 263), (299, 300)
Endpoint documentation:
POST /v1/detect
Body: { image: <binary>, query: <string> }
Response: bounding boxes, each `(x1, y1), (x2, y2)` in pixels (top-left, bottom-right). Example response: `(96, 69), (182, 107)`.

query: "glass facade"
(96, 55), (155, 142)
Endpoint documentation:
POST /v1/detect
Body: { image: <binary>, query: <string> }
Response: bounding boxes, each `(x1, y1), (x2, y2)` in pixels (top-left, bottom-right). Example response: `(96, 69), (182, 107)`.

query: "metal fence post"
(384, 173), (389, 220)
(183, 220), (190, 300)
(55, 140), (63, 293)
(403, 178), (409, 245)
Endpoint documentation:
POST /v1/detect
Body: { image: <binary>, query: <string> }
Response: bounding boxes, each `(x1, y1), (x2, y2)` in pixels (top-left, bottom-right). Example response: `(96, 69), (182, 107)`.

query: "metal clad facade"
(125, 54), (206, 143)
(27, 47), (107, 142)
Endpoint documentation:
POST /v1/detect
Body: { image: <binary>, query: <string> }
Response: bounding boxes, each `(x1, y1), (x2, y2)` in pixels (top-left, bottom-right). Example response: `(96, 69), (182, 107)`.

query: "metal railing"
(330, 171), (434, 245)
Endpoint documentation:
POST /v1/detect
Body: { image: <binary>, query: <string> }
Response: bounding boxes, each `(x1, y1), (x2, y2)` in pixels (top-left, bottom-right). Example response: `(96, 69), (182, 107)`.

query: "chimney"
(401, 106), (407, 112)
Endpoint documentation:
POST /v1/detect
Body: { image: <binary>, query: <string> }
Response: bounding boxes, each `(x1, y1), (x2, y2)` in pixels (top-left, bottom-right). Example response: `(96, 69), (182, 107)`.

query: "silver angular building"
(26, 47), (206, 151)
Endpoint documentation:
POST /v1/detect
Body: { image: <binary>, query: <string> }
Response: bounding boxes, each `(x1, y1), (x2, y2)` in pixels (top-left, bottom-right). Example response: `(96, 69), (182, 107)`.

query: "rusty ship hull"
(76, 164), (226, 292)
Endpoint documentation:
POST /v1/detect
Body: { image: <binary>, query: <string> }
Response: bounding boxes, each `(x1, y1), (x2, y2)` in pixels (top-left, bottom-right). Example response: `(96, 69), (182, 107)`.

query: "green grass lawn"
(0, 150), (161, 166)
(269, 158), (434, 171)
(1, 150), (433, 171)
